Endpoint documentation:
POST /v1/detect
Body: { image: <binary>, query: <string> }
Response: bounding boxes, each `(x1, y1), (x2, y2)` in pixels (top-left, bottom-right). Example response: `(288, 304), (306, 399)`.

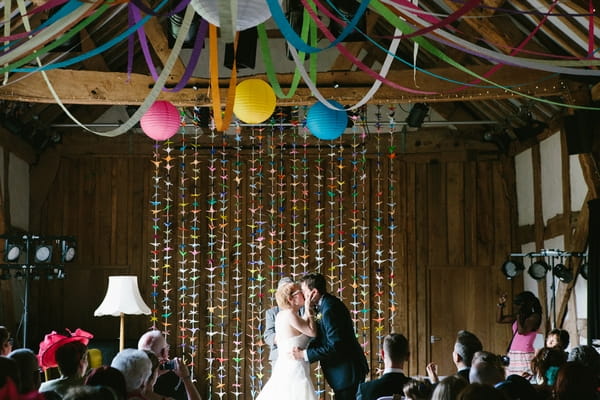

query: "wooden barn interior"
(0, 0), (599, 398)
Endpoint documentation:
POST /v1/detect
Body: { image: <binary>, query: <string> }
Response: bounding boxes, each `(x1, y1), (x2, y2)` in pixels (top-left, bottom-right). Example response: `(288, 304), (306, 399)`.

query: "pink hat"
(38, 328), (93, 369)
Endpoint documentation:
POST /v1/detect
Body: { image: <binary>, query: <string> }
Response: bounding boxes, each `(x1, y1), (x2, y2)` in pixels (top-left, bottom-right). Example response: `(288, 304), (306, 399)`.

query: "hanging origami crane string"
(150, 142), (162, 329)
(231, 125), (244, 399)
(387, 107), (398, 328)
(188, 126), (202, 380)
(373, 106), (385, 374)
(205, 122), (218, 396)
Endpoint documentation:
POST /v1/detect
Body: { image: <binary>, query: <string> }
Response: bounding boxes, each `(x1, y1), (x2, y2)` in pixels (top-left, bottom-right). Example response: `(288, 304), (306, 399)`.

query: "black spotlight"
(224, 27), (258, 70)
(4, 239), (22, 262)
(502, 260), (524, 279)
(580, 263), (589, 280)
(553, 263), (573, 283)
(528, 260), (550, 280)
(34, 243), (53, 263)
(61, 238), (76, 263)
(406, 103), (429, 128)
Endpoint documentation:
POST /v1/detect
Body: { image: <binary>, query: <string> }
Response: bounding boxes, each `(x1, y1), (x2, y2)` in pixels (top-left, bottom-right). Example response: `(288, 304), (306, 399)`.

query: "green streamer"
(258, 4), (318, 98)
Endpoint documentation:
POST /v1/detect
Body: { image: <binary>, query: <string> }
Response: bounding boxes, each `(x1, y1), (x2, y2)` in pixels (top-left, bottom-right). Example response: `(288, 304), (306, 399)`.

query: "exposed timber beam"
(0, 66), (567, 106)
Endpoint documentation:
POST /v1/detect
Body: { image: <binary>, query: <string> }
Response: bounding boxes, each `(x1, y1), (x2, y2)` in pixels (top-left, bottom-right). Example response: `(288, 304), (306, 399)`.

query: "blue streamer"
(265, 0), (370, 53)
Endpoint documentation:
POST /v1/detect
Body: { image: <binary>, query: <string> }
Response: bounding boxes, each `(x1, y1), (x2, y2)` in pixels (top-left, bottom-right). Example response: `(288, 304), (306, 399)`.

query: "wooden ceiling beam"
(0, 65), (567, 106)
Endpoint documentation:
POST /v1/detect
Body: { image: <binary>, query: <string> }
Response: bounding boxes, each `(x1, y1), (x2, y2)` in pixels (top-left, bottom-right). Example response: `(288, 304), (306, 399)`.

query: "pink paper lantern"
(140, 101), (181, 141)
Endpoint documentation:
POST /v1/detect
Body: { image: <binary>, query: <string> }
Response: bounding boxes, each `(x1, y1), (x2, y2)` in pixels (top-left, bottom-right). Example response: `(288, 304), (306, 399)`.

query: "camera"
(159, 360), (175, 370)
(500, 355), (510, 366)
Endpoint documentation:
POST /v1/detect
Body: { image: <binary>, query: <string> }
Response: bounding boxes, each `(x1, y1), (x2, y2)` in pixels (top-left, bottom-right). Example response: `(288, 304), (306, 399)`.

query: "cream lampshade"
(94, 276), (151, 351)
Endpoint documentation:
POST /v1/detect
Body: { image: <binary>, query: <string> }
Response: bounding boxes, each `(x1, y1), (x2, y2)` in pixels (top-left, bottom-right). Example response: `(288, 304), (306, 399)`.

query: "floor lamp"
(94, 276), (151, 351)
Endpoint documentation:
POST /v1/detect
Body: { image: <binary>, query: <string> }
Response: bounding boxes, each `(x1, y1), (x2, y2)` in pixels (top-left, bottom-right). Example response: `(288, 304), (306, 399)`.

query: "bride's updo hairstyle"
(276, 282), (298, 309)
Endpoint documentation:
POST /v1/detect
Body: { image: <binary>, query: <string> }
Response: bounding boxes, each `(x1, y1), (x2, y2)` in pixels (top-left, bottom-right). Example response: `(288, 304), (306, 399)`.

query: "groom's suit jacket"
(306, 293), (369, 391)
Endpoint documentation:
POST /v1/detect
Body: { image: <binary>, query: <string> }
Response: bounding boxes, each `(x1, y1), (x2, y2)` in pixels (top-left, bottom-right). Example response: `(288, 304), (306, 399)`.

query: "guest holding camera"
(138, 330), (201, 400)
(496, 291), (542, 376)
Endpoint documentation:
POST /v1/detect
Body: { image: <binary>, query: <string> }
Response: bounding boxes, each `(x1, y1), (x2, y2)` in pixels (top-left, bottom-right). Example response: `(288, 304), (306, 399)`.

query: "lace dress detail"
(256, 334), (316, 400)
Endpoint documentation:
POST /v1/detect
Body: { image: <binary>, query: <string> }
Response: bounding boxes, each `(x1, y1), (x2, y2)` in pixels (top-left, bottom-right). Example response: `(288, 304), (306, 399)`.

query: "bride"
(257, 281), (318, 400)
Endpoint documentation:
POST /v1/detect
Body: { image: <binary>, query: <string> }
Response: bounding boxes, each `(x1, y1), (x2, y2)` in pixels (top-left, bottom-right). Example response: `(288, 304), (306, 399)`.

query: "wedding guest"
(137, 330), (201, 400)
(356, 333), (412, 400)
(8, 348), (46, 399)
(85, 366), (127, 400)
(496, 291), (542, 376)
(110, 349), (152, 400)
(430, 375), (468, 400)
(264, 277), (293, 364)
(39, 341), (89, 397)
(553, 361), (598, 400)
(427, 330), (482, 384)
(0, 327), (12, 356)
(545, 328), (569, 352)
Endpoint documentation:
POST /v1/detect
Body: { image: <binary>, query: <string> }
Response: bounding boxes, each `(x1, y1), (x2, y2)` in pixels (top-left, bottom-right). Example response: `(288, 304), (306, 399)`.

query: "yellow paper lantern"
(233, 79), (276, 124)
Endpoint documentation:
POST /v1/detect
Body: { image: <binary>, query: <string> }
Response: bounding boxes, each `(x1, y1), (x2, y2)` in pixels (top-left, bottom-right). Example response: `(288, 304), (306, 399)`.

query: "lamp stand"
(119, 312), (125, 351)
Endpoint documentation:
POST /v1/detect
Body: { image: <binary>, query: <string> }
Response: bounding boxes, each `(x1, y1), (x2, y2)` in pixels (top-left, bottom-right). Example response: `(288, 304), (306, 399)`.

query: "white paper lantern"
(190, 0), (280, 32)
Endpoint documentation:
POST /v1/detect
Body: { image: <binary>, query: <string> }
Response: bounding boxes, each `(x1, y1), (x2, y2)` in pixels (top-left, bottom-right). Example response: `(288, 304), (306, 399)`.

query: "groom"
(291, 272), (369, 400)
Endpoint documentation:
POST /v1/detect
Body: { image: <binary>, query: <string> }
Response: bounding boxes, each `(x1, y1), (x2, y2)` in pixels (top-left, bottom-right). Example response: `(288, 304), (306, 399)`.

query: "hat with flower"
(37, 328), (94, 369)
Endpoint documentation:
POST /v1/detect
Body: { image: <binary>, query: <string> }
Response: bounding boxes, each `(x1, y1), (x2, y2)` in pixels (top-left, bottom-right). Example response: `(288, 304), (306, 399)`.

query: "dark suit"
(356, 371), (412, 400)
(306, 293), (369, 400)
(457, 367), (470, 382)
(264, 306), (279, 362)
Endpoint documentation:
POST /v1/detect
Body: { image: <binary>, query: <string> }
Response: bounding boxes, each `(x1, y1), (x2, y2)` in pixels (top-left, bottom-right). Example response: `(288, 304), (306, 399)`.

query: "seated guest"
(545, 329), (569, 352)
(110, 349), (152, 400)
(0, 356), (20, 399)
(85, 366), (127, 400)
(430, 375), (468, 400)
(494, 374), (537, 400)
(553, 361), (598, 400)
(567, 345), (600, 391)
(468, 352), (505, 386)
(427, 330), (483, 384)
(63, 385), (120, 400)
(356, 333), (412, 400)
(138, 330), (200, 400)
(530, 347), (566, 387)
(0, 327), (13, 356)
(8, 348), (47, 399)
(457, 383), (505, 400)
(39, 341), (89, 397)
(403, 379), (433, 400)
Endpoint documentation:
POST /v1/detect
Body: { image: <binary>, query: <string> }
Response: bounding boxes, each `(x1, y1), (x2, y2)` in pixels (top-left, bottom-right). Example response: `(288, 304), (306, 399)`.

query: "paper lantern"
(233, 79), (276, 124)
(190, 0), (279, 32)
(140, 101), (180, 141)
(306, 100), (348, 140)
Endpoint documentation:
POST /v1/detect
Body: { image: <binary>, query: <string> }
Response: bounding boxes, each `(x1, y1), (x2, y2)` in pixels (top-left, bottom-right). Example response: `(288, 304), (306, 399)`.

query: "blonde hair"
(275, 282), (297, 309)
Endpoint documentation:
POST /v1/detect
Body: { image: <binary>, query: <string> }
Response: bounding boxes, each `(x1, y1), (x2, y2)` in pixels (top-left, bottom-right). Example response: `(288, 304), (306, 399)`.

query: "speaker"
(224, 27), (258, 70)
(564, 109), (599, 155)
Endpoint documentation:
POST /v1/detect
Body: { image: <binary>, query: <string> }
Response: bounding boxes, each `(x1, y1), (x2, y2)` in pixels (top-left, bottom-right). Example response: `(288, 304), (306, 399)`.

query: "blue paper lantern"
(306, 100), (347, 140)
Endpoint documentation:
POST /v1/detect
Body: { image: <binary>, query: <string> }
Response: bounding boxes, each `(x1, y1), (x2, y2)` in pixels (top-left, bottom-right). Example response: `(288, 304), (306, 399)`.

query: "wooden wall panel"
(21, 136), (516, 398)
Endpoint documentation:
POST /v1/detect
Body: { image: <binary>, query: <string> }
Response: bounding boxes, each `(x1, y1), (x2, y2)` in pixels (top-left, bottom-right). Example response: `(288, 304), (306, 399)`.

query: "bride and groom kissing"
(257, 273), (369, 400)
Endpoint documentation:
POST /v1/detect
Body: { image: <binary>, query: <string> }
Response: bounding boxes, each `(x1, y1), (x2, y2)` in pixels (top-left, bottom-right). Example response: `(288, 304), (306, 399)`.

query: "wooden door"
(428, 266), (493, 378)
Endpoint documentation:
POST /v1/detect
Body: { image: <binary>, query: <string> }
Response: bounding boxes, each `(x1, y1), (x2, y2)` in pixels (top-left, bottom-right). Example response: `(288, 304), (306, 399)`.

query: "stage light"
(61, 238), (76, 263)
(580, 263), (588, 280)
(34, 244), (53, 263)
(5, 240), (22, 262)
(406, 103), (429, 128)
(528, 260), (550, 280)
(501, 260), (524, 279)
(553, 263), (573, 283)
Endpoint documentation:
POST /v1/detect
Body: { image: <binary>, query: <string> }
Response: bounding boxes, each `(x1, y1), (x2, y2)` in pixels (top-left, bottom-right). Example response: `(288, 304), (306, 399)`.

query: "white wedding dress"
(256, 333), (317, 400)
